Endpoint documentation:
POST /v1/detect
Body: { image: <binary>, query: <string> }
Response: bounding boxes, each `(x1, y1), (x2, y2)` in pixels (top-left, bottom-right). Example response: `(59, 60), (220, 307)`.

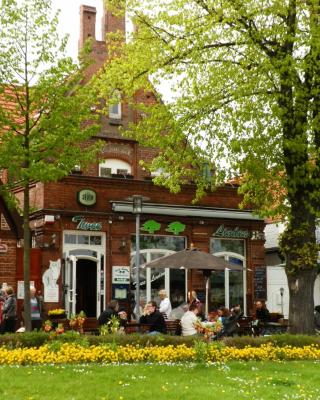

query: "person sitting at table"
(98, 300), (127, 327)
(181, 303), (199, 336)
(255, 301), (270, 322)
(253, 300), (270, 335)
(139, 301), (167, 334)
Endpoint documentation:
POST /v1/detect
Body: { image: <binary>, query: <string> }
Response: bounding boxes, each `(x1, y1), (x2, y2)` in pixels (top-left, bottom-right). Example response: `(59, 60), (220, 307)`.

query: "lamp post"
(132, 195), (143, 320)
(280, 287), (284, 316)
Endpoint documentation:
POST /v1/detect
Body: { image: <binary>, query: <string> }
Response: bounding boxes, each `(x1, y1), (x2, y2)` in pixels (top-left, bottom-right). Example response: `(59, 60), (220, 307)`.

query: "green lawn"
(0, 361), (319, 400)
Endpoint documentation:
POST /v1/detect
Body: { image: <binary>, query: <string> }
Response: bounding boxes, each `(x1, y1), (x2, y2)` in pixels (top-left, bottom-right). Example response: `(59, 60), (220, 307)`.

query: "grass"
(0, 361), (319, 400)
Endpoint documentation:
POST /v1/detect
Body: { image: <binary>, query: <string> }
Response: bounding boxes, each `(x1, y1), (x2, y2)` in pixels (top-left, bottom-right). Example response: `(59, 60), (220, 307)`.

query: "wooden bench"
(165, 319), (181, 335)
(237, 317), (254, 336)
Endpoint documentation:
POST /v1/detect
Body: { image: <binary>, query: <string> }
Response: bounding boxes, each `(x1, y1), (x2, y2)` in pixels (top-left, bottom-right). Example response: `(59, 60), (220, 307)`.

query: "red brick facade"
(5, 1), (265, 320)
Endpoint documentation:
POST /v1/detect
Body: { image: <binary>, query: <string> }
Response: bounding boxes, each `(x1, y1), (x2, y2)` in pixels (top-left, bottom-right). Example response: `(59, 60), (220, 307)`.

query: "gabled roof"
(0, 181), (23, 239)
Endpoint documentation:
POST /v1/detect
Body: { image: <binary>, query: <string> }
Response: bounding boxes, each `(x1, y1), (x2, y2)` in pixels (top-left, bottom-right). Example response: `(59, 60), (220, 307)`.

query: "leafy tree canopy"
(0, 0), (101, 193)
(99, 0), (320, 220)
(99, 0), (320, 333)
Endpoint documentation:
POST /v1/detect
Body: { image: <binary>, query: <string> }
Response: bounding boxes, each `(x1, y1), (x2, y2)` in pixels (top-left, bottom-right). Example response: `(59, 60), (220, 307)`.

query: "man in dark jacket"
(255, 301), (270, 322)
(139, 301), (167, 334)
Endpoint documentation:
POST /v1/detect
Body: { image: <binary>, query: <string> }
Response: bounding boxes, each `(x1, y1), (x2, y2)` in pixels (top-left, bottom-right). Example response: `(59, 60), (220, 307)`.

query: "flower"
(43, 320), (52, 332)
(55, 323), (65, 334)
(194, 319), (222, 337)
(48, 309), (66, 316)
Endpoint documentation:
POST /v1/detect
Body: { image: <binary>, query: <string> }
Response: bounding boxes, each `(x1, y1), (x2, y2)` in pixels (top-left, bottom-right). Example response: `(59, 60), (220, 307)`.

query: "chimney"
(79, 5), (97, 51)
(102, 1), (125, 38)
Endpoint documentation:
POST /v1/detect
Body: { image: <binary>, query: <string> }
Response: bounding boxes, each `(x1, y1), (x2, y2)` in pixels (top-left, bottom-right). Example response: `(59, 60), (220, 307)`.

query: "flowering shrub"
(0, 343), (319, 365)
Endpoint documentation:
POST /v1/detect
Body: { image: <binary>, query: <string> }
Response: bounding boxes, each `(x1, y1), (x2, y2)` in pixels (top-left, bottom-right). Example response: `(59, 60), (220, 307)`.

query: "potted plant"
(48, 308), (66, 319)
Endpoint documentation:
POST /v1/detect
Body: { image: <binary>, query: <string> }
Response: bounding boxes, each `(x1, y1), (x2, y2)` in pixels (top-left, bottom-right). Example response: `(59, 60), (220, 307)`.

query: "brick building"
(4, 1), (265, 319)
(0, 182), (23, 289)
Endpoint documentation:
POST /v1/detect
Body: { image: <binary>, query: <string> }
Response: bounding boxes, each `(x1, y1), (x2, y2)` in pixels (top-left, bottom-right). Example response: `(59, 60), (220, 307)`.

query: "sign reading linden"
(77, 189), (96, 206)
(213, 224), (250, 239)
(72, 216), (102, 231)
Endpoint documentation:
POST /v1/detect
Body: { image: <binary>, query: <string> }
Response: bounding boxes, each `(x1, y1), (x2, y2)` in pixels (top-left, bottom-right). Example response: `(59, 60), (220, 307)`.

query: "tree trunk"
(23, 182), (31, 332)
(287, 268), (317, 334)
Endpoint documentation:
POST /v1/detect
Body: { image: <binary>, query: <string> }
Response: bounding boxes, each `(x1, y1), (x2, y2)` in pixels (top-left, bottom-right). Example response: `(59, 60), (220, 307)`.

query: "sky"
(52, 0), (104, 60)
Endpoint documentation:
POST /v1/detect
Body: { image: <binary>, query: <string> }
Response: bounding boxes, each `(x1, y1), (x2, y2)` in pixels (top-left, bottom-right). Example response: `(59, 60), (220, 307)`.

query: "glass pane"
(130, 235), (187, 309)
(170, 269), (186, 309)
(65, 234), (76, 244)
(131, 235), (186, 252)
(130, 254), (147, 302)
(78, 235), (89, 245)
(69, 249), (97, 258)
(210, 270), (225, 309)
(229, 270), (243, 309)
(90, 236), (102, 245)
(210, 238), (244, 256)
(150, 267), (165, 303)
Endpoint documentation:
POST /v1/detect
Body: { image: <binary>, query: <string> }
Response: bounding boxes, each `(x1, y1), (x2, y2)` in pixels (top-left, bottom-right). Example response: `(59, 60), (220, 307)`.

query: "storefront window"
(210, 270), (225, 309)
(210, 238), (246, 312)
(131, 235), (186, 307)
(210, 238), (244, 256)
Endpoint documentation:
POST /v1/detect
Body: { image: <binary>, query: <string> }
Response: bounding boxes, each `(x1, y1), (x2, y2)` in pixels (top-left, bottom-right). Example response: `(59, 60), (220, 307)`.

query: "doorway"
(76, 259), (97, 317)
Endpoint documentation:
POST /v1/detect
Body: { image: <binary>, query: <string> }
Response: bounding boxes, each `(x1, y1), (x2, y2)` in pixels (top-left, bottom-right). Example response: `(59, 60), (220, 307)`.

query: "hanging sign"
(77, 189), (97, 206)
(213, 224), (250, 239)
(72, 216), (102, 231)
(17, 281), (35, 299)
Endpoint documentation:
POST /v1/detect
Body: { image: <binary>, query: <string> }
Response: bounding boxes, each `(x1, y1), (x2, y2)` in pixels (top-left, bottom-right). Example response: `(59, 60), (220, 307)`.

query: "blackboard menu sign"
(253, 266), (267, 300)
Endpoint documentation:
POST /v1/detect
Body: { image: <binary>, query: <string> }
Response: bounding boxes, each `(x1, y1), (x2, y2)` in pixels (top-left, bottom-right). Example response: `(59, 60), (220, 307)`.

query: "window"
(100, 167), (112, 177)
(109, 91), (121, 119)
(99, 159), (131, 177)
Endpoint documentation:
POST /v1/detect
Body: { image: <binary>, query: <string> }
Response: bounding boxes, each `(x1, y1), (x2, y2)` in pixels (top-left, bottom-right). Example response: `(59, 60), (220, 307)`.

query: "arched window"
(99, 159), (132, 177)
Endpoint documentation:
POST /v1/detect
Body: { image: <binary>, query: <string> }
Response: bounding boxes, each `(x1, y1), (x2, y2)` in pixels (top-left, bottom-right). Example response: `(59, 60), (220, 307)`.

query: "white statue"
(42, 259), (61, 289)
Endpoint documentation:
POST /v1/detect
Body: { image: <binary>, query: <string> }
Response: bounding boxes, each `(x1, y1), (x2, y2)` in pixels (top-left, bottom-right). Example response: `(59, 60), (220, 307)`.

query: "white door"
(64, 255), (102, 318)
(64, 255), (77, 316)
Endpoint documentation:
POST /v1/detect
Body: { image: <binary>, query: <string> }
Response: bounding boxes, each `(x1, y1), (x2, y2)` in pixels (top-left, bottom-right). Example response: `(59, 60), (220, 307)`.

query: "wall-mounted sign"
(0, 241), (8, 253)
(213, 224), (250, 239)
(141, 220), (161, 234)
(166, 221), (186, 235)
(17, 280), (35, 299)
(72, 216), (102, 231)
(112, 266), (130, 284)
(77, 189), (96, 206)
(253, 265), (267, 300)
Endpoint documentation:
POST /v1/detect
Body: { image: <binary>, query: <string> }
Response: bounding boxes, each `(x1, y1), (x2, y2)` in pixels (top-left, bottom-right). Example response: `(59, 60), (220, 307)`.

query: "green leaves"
(0, 0), (101, 192)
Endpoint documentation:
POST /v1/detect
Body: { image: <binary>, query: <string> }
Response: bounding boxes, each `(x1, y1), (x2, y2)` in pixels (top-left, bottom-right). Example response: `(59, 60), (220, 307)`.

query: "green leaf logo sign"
(166, 221), (186, 235)
(141, 220), (161, 234)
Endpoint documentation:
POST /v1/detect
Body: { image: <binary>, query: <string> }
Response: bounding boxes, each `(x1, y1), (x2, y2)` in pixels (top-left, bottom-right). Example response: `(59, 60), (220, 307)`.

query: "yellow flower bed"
(0, 343), (319, 365)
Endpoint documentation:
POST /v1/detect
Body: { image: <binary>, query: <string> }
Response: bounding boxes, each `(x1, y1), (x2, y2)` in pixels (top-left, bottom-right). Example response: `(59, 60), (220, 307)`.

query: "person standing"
(30, 287), (44, 331)
(159, 289), (172, 319)
(0, 286), (17, 333)
(139, 301), (167, 334)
